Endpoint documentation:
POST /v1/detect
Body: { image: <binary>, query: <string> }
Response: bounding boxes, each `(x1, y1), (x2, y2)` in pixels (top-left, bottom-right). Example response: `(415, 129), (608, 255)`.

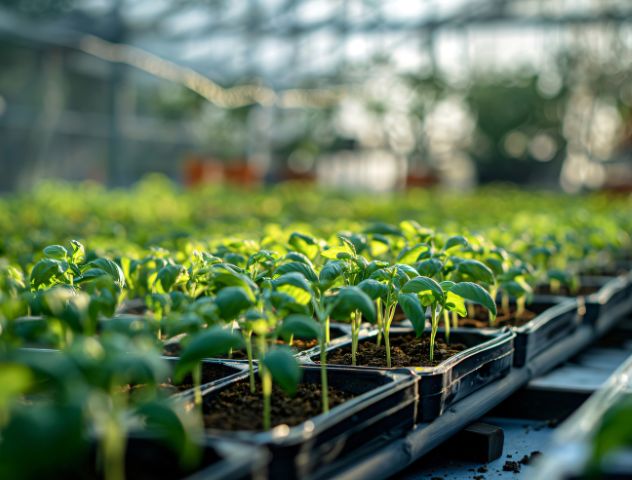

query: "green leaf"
(319, 261), (345, 288)
(175, 328), (244, 381)
(274, 262), (318, 283)
(398, 293), (426, 336)
(214, 286), (254, 320)
(280, 314), (320, 340)
(288, 232), (319, 259)
(43, 245), (68, 261)
(357, 278), (388, 301)
(449, 282), (497, 318)
(456, 260), (495, 285)
(443, 235), (469, 251)
(262, 347), (302, 396)
(396, 243), (429, 265)
(444, 290), (467, 316)
(86, 258), (125, 288)
(330, 286), (376, 323)
(364, 222), (403, 236)
(156, 264), (187, 292)
(415, 258), (443, 277)
(30, 259), (64, 288)
(272, 273), (313, 305)
(69, 240), (86, 264)
(401, 276), (444, 302)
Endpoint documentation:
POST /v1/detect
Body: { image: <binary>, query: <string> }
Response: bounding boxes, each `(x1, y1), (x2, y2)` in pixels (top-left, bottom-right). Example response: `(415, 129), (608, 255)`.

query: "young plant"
(175, 327), (244, 406)
(402, 277), (497, 362)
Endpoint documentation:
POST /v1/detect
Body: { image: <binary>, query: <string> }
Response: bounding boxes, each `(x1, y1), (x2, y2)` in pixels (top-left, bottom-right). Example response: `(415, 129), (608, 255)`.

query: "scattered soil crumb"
(477, 466), (488, 473)
(502, 461), (521, 473)
(519, 451), (542, 465)
(324, 333), (467, 368)
(473, 476), (485, 480)
(506, 454), (512, 458)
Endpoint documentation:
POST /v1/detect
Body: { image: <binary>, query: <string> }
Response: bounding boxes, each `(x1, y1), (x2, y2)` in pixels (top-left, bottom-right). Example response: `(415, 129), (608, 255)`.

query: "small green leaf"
(330, 286), (376, 323)
(175, 328), (244, 381)
(86, 258), (125, 288)
(443, 236), (469, 251)
(214, 286), (254, 320)
(274, 262), (318, 283)
(262, 347), (302, 396)
(449, 282), (497, 318)
(43, 245), (68, 261)
(357, 278), (388, 301)
(401, 276), (444, 302)
(398, 293), (426, 336)
(280, 314), (320, 340)
(456, 260), (495, 285)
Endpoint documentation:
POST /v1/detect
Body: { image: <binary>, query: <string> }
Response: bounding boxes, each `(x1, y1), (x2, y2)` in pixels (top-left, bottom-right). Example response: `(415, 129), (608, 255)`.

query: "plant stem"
(385, 324), (391, 368)
(288, 333), (294, 347)
(429, 305), (438, 363)
(324, 317), (330, 345)
(443, 309), (450, 344)
(501, 292), (510, 316)
(351, 314), (359, 366)
(262, 367), (272, 430)
(516, 296), (526, 317)
(193, 363), (202, 406)
(102, 415), (126, 480)
(451, 310), (458, 329)
(244, 330), (255, 394)
(376, 298), (383, 347)
(320, 335), (329, 413)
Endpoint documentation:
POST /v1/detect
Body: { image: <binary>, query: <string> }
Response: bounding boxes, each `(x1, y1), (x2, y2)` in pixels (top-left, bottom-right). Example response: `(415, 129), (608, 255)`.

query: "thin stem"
(443, 309), (450, 344)
(320, 335), (329, 413)
(262, 368), (272, 430)
(451, 310), (458, 329)
(324, 317), (330, 346)
(102, 415), (126, 480)
(429, 305), (438, 363)
(501, 292), (510, 316)
(288, 333), (294, 347)
(385, 325), (391, 368)
(376, 298), (383, 347)
(245, 330), (255, 394)
(193, 363), (202, 406)
(351, 314), (358, 366)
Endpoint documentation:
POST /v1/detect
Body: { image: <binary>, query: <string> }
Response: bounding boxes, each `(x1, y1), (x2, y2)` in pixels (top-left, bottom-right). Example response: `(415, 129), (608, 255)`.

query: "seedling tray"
(461, 298), (581, 367)
(56, 434), (268, 480)
(301, 327), (515, 421)
(316, 323), (597, 480)
(193, 365), (418, 479)
(587, 274), (632, 334)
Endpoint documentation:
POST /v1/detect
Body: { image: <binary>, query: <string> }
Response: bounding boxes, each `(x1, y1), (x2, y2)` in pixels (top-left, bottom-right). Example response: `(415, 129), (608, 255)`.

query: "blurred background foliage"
(0, 0), (631, 193)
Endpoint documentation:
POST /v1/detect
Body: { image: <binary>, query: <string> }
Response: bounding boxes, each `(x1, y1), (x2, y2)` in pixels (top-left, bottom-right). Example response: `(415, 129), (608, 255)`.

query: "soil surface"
(122, 364), (238, 394)
(533, 284), (599, 296)
(502, 460), (521, 473)
(458, 305), (537, 329)
(163, 337), (319, 358)
(322, 333), (467, 368)
(202, 380), (355, 431)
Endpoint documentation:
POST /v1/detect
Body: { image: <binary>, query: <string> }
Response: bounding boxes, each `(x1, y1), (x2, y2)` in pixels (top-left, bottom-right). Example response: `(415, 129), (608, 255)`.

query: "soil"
(457, 305), (537, 329)
(121, 363), (238, 394)
(202, 380), (355, 431)
(163, 337), (319, 358)
(533, 284), (599, 296)
(322, 333), (467, 368)
(502, 461), (521, 473)
(519, 451), (541, 465)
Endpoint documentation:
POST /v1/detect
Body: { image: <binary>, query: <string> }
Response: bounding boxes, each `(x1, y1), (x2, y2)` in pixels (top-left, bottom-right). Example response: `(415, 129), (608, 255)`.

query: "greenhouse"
(1, 0), (632, 479)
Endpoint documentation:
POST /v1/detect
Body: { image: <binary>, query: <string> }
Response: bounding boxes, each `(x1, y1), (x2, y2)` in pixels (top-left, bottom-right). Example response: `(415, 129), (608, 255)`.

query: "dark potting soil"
(502, 460), (521, 473)
(458, 305), (537, 329)
(202, 380), (356, 431)
(163, 337), (319, 358)
(322, 333), (467, 368)
(533, 284), (600, 296)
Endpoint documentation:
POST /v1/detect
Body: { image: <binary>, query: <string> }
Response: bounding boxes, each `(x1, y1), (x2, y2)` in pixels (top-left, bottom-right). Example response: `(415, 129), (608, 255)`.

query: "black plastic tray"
(316, 323), (597, 480)
(586, 274), (632, 334)
(300, 327), (515, 421)
(459, 298), (580, 367)
(192, 365), (418, 479)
